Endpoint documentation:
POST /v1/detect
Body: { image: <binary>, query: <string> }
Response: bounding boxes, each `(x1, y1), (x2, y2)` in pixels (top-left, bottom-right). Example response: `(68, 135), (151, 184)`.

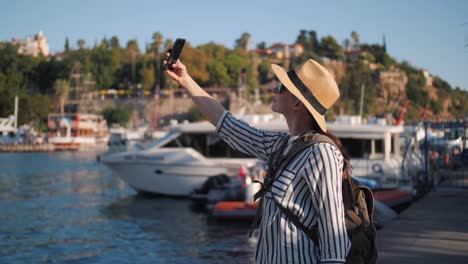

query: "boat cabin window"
(163, 133), (251, 158)
(341, 138), (384, 158)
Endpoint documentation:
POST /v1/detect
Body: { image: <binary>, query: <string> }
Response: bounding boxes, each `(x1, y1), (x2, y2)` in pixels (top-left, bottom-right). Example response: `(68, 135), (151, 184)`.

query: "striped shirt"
(216, 111), (350, 264)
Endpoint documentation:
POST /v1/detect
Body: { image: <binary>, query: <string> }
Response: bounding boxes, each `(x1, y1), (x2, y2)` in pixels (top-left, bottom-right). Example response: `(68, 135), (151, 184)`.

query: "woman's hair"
(309, 114), (351, 179)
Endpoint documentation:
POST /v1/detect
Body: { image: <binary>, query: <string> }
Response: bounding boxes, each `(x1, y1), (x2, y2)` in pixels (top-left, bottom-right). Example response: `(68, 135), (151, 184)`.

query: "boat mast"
(359, 84), (365, 119)
(14, 96), (18, 130)
(67, 62), (96, 114)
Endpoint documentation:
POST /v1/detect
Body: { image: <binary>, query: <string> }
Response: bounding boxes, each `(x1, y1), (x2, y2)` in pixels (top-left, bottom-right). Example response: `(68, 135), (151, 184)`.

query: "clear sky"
(2, 0), (467, 90)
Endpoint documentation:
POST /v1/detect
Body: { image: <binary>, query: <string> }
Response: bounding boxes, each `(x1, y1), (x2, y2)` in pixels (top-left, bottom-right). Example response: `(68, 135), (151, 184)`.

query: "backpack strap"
(248, 138), (312, 237)
(247, 136), (289, 237)
(270, 133), (338, 244)
(248, 133), (337, 238)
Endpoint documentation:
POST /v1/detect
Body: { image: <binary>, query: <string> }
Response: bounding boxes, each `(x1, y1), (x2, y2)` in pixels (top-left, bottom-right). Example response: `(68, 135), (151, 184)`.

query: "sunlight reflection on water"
(0, 152), (254, 263)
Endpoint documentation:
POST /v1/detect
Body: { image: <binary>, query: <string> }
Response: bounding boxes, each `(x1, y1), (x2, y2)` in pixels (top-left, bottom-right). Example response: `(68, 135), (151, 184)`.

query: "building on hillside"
(422, 70), (433, 87)
(254, 43), (304, 61)
(11, 31), (50, 57)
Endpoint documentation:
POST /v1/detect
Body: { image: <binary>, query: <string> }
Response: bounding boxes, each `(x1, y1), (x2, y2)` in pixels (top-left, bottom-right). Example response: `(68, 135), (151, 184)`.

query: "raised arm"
(165, 59), (225, 127)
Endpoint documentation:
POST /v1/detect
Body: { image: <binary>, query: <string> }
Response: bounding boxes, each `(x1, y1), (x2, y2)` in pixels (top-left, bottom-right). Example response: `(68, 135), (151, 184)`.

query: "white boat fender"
(372, 163), (383, 174)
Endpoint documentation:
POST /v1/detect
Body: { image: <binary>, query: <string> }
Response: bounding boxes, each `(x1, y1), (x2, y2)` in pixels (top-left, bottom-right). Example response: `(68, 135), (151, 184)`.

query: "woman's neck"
(285, 114), (315, 136)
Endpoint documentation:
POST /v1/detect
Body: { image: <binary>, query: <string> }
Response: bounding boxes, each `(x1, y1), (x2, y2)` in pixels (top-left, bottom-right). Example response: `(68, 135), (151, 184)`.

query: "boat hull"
(104, 161), (229, 196)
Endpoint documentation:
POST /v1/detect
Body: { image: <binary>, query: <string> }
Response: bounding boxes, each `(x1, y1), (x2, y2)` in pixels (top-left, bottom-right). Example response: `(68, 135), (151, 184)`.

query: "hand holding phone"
(165, 38), (186, 70)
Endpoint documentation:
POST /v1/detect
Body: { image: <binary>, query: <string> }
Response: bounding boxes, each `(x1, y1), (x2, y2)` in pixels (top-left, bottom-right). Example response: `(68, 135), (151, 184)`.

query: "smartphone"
(165, 38), (186, 70)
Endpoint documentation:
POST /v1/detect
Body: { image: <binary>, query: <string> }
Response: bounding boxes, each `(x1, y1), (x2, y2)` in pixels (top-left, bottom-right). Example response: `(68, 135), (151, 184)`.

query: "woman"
(165, 57), (350, 263)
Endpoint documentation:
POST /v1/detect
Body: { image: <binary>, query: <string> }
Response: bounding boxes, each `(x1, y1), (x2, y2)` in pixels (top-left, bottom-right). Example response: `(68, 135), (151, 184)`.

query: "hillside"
(0, 30), (467, 130)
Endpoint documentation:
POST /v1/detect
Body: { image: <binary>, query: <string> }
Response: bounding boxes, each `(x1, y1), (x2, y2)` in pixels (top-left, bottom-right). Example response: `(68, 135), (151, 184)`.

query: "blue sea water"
(0, 152), (255, 263)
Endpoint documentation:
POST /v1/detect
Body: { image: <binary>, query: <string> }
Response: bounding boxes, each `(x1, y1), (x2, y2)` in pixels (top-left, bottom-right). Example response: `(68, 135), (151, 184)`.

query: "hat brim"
(271, 64), (328, 132)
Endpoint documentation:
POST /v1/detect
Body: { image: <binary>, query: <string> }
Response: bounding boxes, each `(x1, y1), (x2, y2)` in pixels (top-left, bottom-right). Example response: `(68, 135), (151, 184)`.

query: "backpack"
(248, 133), (377, 264)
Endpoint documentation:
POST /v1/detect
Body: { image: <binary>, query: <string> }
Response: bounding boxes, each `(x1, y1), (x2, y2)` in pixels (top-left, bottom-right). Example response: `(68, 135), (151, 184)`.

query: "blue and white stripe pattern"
(216, 111), (350, 264)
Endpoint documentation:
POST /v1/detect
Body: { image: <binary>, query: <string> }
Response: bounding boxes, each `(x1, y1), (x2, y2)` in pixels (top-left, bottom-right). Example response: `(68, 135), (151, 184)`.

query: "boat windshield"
(144, 132), (183, 150)
(159, 132), (252, 158)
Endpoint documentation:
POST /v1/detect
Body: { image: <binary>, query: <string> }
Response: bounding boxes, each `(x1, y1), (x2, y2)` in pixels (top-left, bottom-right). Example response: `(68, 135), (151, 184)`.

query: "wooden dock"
(377, 187), (468, 264)
(0, 144), (55, 152)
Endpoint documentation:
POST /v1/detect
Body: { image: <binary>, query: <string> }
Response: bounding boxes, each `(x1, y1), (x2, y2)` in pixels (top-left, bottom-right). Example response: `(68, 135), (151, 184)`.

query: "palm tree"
(151, 32), (164, 88)
(235, 32), (251, 51)
(151, 32), (164, 56)
(351, 31), (360, 49)
(127, 40), (139, 84)
(54, 79), (70, 116)
(77, 39), (86, 50)
(344, 39), (351, 51)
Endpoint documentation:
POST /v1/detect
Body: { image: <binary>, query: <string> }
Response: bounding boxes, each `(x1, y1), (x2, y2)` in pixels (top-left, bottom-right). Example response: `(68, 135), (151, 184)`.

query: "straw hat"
(271, 59), (340, 132)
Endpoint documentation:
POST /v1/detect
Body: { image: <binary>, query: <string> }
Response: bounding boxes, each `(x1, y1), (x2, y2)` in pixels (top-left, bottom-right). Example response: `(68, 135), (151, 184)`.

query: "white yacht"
(48, 113), (109, 150)
(101, 114), (420, 196)
(100, 115), (282, 196)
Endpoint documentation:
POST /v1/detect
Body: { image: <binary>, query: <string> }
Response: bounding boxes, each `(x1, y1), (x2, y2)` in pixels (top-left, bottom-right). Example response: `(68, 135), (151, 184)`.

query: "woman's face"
(271, 84), (296, 115)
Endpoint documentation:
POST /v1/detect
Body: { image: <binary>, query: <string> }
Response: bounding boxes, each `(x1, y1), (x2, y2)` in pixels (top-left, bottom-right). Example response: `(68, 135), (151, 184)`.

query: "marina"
(99, 114), (420, 198)
(1, 3), (468, 262)
(1, 148), (467, 263)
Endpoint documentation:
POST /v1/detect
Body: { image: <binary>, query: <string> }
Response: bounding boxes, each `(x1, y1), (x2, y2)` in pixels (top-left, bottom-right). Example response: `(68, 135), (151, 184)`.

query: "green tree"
(351, 31), (360, 48)
(256, 41), (266, 50)
(339, 61), (378, 115)
(150, 32), (164, 88)
(450, 87), (468, 117)
(126, 39), (140, 83)
(291, 50), (322, 69)
(34, 58), (69, 93)
(102, 105), (131, 126)
(151, 32), (164, 55)
(16, 93), (51, 130)
(187, 105), (205, 122)
(257, 60), (271, 84)
(360, 44), (395, 68)
(400, 61), (428, 108)
(432, 76), (452, 98)
(110, 36), (121, 50)
(234, 32), (251, 51)
(344, 39), (351, 50)
(223, 52), (249, 88)
(100, 38), (109, 50)
(140, 59), (155, 90)
(318, 35), (344, 60)
(308, 30), (319, 52)
(406, 73), (429, 106)
(65, 37), (70, 52)
(77, 39), (86, 50)
(207, 60), (230, 87)
(296, 30), (309, 50)
(179, 42), (210, 85)
(429, 99), (442, 115)
(294, 30), (319, 52)
(90, 45), (113, 89)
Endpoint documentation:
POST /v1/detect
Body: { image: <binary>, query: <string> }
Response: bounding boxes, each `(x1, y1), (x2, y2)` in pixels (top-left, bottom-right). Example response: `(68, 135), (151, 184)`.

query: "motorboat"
(101, 114), (421, 197)
(106, 124), (168, 153)
(100, 115), (282, 196)
(330, 116), (420, 192)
